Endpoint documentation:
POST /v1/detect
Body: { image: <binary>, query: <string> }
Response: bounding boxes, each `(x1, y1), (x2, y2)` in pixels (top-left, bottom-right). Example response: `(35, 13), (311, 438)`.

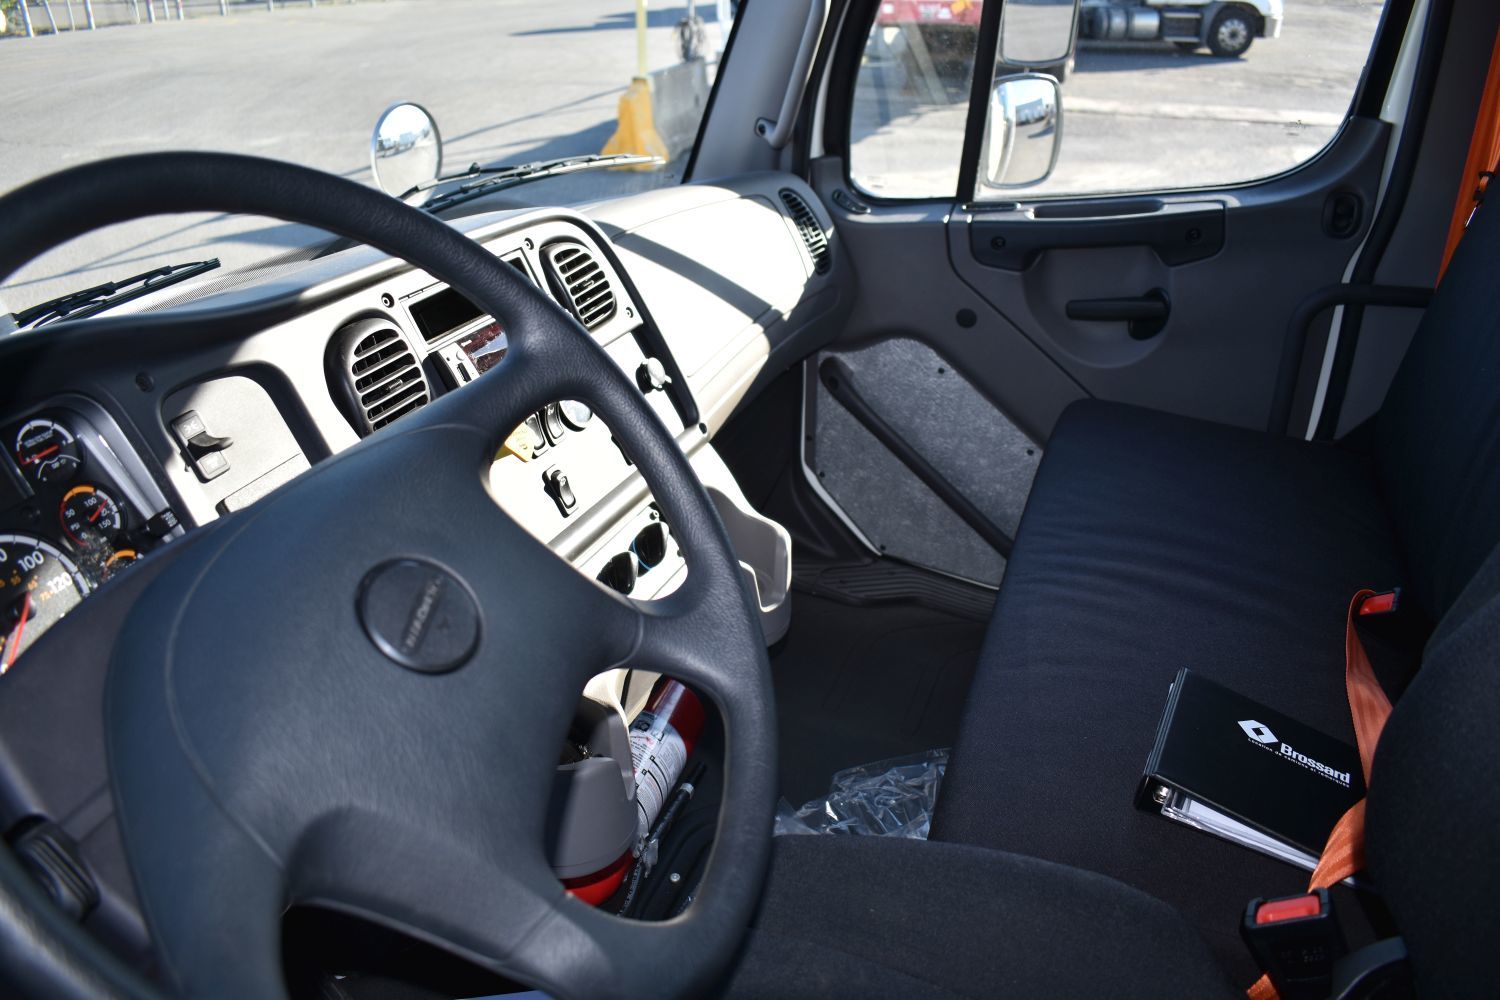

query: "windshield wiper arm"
(412, 154), (661, 214)
(13, 258), (221, 330)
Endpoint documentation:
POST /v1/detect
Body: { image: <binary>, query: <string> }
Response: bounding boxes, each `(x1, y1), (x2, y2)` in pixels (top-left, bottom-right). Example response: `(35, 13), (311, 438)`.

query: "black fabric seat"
(932, 190), (1500, 991)
(931, 400), (1410, 982)
(721, 835), (1236, 999)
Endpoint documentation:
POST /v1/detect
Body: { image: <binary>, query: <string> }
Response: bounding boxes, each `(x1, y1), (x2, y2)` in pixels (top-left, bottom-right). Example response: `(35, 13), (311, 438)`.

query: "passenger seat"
(930, 194), (1500, 990)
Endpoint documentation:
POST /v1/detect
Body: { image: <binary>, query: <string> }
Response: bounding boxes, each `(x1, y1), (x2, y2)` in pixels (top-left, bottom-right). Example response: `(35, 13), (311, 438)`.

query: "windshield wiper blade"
(13, 258), (221, 330)
(413, 153), (661, 214)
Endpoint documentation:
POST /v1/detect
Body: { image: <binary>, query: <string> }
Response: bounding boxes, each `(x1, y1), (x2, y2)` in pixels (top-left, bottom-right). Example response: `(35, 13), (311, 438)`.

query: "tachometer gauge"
(0, 534), (88, 672)
(14, 418), (82, 485)
(60, 484), (123, 546)
(558, 399), (593, 431)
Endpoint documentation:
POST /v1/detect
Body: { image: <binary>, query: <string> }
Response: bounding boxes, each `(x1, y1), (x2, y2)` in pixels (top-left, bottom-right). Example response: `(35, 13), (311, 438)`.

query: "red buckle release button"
(1359, 590), (1400, 617)
(1255, 894), (1323, 925)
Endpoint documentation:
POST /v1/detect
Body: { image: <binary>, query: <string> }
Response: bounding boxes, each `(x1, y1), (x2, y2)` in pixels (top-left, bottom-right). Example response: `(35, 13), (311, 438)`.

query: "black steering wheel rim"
(0, 153), (776, 999)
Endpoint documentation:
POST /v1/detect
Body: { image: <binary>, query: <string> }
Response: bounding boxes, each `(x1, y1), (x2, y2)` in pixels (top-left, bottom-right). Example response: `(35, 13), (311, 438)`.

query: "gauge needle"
(21, 445), (58, 465)
(89, 505), (104, 523)
(2, 593), (32, 674)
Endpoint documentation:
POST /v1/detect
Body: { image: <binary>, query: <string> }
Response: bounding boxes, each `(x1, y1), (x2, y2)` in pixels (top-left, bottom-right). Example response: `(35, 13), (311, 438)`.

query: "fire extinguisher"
(629, 678), (704, 842)
(560, 678), (704, 906)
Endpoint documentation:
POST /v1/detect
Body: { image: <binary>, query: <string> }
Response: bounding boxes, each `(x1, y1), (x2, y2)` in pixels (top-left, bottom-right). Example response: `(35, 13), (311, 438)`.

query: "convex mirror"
(982, 73), (1062, 189)
(371, 102), (443, 203)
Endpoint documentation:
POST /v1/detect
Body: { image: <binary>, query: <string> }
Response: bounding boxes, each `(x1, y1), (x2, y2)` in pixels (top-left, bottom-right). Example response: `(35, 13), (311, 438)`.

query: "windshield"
(0, 0), (732, 315)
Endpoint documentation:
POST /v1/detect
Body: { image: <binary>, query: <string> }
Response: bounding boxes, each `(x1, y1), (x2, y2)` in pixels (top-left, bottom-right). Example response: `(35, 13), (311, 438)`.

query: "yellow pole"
(635, 0), (648, 78)
(602, 0), (669, 167)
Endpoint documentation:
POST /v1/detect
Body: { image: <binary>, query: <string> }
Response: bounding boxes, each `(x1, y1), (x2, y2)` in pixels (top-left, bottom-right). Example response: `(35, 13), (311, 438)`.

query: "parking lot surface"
(3, 1), (1386, 312)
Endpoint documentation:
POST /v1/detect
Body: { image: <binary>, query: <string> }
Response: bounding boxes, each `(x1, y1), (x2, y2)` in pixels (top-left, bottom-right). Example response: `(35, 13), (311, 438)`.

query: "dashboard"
(0, 171), (849, 969)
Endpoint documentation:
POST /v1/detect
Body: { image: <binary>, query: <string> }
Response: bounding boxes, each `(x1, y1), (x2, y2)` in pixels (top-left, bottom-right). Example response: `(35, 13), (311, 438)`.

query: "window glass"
(849, 0), (1389, 202)
(0, 0), (736, 314)
(850, 1), (985, 198)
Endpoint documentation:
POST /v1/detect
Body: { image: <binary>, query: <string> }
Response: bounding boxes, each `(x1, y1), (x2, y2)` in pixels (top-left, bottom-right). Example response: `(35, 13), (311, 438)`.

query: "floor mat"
(770, 593), (986, 804)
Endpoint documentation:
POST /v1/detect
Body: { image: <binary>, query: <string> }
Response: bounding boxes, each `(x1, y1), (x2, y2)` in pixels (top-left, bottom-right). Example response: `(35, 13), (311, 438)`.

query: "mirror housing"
(1000, 0), (1080, 67)
(370, 102), (443, 203)
(981, 73), (1062, 190)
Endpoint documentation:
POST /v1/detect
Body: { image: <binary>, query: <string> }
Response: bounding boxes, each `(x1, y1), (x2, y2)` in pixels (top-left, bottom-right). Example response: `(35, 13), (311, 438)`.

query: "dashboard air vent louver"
(542, 242), (617, 331)
(330, 319), (430, 435)
(779, 189), (831, 275)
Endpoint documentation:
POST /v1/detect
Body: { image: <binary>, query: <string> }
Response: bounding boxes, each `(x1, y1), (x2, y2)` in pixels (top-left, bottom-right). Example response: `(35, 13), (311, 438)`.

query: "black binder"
(1137, 669), (1364, 874)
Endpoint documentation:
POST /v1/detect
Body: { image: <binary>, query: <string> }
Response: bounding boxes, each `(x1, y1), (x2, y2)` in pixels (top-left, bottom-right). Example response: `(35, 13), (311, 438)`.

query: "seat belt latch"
(1357, 589), (1400, 617)
(1241, 888), (1346, 1000)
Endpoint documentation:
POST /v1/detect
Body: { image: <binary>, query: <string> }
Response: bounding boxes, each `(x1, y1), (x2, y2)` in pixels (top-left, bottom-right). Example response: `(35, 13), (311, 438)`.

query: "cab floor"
(769, 592), (988, 806)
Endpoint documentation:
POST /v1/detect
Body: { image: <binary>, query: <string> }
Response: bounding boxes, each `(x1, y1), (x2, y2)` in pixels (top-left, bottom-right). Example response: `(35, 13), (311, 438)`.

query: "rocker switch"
(171, 410), (234, 482)
(544, 467), (577, 516)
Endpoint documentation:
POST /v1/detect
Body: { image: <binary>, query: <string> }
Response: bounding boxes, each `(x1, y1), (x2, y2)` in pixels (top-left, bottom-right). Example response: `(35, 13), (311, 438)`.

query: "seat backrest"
(1375, 197), (1500, 622)
(1366, 545), (1500, 996)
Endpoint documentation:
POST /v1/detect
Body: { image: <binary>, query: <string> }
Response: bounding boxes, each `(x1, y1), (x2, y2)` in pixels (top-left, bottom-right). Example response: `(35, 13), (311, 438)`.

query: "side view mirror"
(1000, 0), (1080, 67)
(370, 102), (443, 203)
(981, 74), (1062, 190)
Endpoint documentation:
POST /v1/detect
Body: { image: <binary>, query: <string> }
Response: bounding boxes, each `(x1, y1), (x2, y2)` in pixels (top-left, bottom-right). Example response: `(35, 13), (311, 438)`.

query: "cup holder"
(705, 486), (792, 645)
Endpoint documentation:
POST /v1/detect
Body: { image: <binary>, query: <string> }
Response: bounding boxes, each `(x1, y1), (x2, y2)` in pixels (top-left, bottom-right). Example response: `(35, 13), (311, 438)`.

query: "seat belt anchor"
(1241, 887), (1347, 1000)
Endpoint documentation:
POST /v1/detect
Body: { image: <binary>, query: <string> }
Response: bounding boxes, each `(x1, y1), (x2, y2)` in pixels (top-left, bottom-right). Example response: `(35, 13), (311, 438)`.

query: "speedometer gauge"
(0, 534), (88, 672)
(14, 418), (82, 485)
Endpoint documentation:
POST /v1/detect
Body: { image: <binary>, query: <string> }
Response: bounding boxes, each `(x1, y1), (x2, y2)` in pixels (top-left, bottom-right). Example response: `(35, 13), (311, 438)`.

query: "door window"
(848, 0), (1389, 201)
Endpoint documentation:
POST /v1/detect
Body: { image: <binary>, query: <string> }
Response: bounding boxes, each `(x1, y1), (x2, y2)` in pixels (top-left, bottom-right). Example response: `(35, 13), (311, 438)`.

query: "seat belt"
(1246, 589), (1396, 1000)
(1439, 29), (1500, 281)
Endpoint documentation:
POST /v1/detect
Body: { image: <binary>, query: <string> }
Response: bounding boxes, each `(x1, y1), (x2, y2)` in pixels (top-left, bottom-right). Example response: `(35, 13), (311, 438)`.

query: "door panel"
(804, 116), (1388, 583)
(807, 336), (1042, 586)
(948, 117), (1389, 432)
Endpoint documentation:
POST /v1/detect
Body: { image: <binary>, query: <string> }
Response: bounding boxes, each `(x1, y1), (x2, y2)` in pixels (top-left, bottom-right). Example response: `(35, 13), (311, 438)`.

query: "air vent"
(329, 319), (430, 435)
(542, 242), (617, 331)
(779, 189), (831, 275)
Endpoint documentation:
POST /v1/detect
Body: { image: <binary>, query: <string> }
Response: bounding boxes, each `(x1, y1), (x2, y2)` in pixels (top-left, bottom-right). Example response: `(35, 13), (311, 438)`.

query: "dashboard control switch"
(171, 410), (233, 482)
(142, 508), (180, 539)
(543, 467), (577, 516)
(636, 358), (672, 393)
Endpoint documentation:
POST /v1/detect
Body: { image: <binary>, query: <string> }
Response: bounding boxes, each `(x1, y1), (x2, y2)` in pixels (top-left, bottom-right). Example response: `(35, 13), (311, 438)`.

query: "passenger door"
(801, 0), (1405, 586)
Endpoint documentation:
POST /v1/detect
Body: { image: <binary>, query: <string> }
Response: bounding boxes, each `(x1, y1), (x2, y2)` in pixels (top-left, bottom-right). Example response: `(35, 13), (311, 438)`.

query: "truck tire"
(1207, 7), (1256, 58)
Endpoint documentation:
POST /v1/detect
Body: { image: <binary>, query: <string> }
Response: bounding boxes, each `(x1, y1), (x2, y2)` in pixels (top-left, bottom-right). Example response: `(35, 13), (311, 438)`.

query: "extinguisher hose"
(616, 759), (709, 917)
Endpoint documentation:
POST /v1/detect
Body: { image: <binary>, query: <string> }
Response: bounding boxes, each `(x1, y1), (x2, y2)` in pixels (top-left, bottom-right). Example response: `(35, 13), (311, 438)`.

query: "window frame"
(826, 0), (1419, 208)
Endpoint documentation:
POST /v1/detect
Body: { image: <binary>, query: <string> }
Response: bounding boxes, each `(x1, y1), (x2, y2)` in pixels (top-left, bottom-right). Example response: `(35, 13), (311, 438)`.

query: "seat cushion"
(719, 835), (1236, 999)
(932, 399), (1413, 983)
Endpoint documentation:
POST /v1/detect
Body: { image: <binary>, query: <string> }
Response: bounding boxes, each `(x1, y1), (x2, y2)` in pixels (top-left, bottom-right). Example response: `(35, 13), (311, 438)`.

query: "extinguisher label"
(630, 710), (687, 841)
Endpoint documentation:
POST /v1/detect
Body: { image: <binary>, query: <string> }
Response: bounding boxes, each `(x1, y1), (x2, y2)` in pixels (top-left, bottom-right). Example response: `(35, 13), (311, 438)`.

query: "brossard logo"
(1237, 720), (1352, 788)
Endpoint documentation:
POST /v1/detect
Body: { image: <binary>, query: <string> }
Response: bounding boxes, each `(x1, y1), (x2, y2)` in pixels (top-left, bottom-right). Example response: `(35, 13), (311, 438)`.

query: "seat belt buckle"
(1357, 589), (1401, 617)
(1241, 888), (1346, 1000)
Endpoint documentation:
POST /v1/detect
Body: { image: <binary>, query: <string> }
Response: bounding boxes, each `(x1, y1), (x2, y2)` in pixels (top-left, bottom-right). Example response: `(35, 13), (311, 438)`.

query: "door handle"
(1065, 288), (1169, 340)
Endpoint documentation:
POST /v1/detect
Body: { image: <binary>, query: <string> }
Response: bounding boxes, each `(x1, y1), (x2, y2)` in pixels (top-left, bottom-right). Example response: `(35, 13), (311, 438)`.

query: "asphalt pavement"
(3, 0), (1388, 314)
(0, 0), (720, 312)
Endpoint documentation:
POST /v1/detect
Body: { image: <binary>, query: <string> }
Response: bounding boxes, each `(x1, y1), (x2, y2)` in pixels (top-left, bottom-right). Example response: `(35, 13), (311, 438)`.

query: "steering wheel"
(0, 154), (776, 999)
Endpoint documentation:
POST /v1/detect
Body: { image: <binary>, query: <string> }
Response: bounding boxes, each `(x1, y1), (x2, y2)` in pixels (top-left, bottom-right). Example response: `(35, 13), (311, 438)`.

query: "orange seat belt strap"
(1247, 590), (1395, 1000)
(1439, 29), (1500, 281)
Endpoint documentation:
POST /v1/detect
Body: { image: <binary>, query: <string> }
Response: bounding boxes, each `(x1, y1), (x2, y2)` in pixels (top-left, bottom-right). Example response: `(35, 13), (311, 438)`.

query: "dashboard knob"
(636, 358), (672, 393)
(596, 552), (637, 596)
(633, 520), (669, 569)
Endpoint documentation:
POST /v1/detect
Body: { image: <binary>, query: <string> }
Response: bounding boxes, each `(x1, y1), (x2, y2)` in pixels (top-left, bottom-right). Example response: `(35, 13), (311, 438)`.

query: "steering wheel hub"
(358, 558), (481, 674)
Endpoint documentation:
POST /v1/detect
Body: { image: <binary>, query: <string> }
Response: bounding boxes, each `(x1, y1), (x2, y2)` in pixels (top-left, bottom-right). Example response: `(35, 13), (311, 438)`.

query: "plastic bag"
(773, 748), (948, 839)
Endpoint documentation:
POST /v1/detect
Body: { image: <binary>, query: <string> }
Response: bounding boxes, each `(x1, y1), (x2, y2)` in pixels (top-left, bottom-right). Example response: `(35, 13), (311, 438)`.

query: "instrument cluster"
(1, 410), (174, 670)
